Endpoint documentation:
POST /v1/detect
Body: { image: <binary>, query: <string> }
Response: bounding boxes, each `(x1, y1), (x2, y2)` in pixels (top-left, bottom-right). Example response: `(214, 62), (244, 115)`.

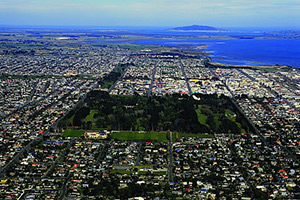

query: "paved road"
(59, 174), (71, 200)
(180, 60), (192, 96)
(105, 55), (131, 94)
(148, 60), (160, 97)
(225, 137), (256, 199)
(224, 68), (300, 164)
(135, 142), (143, 166)
(44, 139), (74, 178)
(0, 79), (73, 121)
(217, 67), (300, 168)
(238, 68), (299, 113)
(229, 98), (268, 145)
(25, 80), (38, 104)
(1, 79), (73, 122)
(0, 135), (43, 177)
(96, 141), (109, 165)
(208, 67), (235, 98)
(17, 186), (34, 200)
(168, 132), (174, 182)
(107, 67), (129, 94)
(236, 68), (255, 81)
(207, 65), (268, 145)
(277, 71), (300, 88)
(51, 82), (98, 131)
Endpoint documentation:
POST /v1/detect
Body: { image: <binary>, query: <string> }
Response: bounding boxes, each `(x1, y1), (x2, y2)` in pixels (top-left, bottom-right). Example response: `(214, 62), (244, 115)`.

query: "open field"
(111, 131), (214, 142)
(62, 130), (85, 137)
(111, 131), (169, 142)
(85, 109), (98, 121)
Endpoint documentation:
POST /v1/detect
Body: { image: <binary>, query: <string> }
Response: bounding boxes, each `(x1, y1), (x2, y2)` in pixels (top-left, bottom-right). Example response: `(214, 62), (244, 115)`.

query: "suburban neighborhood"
(0, 31), (300, 199)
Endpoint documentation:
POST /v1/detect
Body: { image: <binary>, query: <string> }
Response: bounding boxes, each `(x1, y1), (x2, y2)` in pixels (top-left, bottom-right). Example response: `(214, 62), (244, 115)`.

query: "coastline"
(208, 62), (296, 71)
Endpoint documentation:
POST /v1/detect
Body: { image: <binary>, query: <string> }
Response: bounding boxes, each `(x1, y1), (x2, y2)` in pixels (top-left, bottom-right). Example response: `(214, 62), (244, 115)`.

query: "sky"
(0, 0), (300, 28)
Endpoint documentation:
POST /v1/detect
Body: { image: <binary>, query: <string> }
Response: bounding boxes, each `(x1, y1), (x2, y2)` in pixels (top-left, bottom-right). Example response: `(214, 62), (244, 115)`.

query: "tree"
(206, 114), (216, 132)
(73, 107), (90, 126)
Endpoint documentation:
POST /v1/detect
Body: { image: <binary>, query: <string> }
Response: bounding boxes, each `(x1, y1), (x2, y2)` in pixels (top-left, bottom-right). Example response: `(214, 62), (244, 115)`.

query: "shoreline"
(208, 62), (297, 71)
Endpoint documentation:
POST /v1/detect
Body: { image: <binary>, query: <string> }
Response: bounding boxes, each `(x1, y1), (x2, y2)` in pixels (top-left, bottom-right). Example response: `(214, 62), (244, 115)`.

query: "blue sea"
(77, 26), (300, 68)
(3, 25), (299, 67)
(190, 39), (300, 67)
(93, 38), (300, 68)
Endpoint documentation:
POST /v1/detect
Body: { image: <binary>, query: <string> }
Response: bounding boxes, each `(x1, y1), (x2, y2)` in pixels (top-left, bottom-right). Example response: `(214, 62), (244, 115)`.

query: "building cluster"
(152, 66), (188, 95)
(259, 69), (300, 111)
(0, 77), (96, 170)
(3, 139), (68, 199)
(0, 39), (300, 199)
(0, 45), (130, 77)
(237, 97), (300, 158)
(185, 66), (231, 96)
(229, 133), (300, 199)
(4, 132), (300, 199)
(110, 65), (154, 96)
(171, 136), (251, 199)
(213, 68), (274, 98)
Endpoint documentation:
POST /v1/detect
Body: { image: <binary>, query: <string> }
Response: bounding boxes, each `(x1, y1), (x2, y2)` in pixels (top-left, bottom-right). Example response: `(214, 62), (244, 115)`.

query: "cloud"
(126, 0), (227, 14)
(0, 0), (120, 11)
(0, 0), (299, 27)
(1, 0), (298, 13)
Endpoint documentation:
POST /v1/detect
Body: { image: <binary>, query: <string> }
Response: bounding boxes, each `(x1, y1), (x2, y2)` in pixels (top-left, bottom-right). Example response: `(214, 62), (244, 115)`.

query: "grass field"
(111, 131), (214, 142)
(195, 105), (210, 125)
(134, 165), (153, 170)
(62, 130), (85, 137)
(111, 132), (169, 142)
(197, 113), (208, 125)
(86, 110), (98, 121)
(195, 104), (246, 133)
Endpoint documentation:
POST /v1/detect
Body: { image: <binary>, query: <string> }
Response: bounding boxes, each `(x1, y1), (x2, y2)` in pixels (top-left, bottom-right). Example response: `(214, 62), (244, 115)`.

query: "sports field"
(111, 131), (169, 142)
(62, 130), (85, 137)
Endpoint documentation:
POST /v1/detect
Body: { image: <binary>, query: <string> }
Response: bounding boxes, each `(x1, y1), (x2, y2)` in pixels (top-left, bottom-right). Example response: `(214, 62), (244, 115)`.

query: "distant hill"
(168, 25), (222, 32)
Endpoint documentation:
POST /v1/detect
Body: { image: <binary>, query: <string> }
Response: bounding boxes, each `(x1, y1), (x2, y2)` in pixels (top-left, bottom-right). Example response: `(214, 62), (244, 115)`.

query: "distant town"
(0, 29), (300, 200)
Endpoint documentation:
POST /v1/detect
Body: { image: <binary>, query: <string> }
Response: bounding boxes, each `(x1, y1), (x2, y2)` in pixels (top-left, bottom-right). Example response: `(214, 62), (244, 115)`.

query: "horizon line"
(1, 24), (300, 29)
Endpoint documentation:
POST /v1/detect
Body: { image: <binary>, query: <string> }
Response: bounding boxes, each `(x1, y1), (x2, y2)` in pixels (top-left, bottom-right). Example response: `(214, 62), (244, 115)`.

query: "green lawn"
(153, 171), (168, 175)
(111, 132), (169, 142)
(195, 105), (210, 125)
(62, 130), (85, 137)
(225, 109), (233, 115)
(197, 114), (208, 125)
(225, 109), (236, 122)
(86, 110), (98, 121)
(134, 165), (153, 170)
